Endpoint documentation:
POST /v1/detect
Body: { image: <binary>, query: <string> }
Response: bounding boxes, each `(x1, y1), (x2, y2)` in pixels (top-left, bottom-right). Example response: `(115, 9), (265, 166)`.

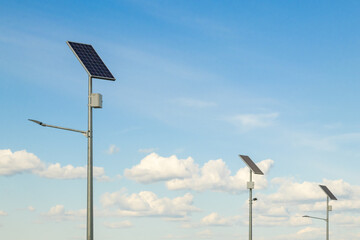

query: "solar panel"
(319, 185), (337, 200)
(239, 155), (264, 175)
(67, 41), (115, 81)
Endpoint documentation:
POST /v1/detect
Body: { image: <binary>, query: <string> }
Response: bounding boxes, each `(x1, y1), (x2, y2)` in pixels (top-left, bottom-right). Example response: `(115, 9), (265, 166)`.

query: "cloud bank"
(125, 153), (274, 193)
(227, 112), (279, 130)
(101, 189), (199, 219)
(124, 153), (198, 183)
(0, 149), (108, 180)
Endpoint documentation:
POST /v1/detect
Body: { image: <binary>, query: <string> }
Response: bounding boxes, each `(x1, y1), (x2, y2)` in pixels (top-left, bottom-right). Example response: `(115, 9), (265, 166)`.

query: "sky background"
(1, 0), (360, 239)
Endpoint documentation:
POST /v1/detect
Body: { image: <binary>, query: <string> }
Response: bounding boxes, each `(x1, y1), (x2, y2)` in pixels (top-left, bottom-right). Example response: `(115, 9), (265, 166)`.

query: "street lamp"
(239, 155), (264, 240)
(302, 185), (337, 240)
(29, 41), (116, 240)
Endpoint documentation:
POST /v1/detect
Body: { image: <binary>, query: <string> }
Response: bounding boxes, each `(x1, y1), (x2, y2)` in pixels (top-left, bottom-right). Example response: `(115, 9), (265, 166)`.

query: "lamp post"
(303, 185), (337, 240)
(249, 168), (253, 240)
(29, 41), (116, 240)
(239, 155), (264, 240)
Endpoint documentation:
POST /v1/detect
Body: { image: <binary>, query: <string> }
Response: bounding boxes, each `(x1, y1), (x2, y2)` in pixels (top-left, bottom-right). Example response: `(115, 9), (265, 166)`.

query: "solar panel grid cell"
(67, 41), (115, 80)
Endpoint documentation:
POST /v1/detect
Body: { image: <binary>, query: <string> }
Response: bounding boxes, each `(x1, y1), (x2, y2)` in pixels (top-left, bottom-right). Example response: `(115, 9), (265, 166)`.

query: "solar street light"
(320, 185), (337, 240)
(68, 41), (116, 240)
(239, 155), (264, 240)
(302, 185), (337, 240)
(29, 41), (116, 240)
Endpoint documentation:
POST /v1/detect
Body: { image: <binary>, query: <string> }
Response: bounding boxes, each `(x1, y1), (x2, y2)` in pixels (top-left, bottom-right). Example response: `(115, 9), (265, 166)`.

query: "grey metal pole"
(87, 76), (93, 240)
(326, 196), (329, 240)
(249, 169), (253, 240)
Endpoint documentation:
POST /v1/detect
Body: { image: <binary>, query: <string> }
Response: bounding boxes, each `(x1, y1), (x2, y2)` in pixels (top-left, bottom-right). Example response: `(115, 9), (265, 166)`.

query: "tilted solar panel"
(67, 41), (115, 81)
(239, 155), (264, 175)
(319, 185), (337, 200)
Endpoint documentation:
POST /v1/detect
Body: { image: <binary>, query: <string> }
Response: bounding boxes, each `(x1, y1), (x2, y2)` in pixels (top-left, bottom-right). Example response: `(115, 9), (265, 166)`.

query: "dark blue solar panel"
(67, 41), (115, 81)
(239, 155), (264, 175)
(319, 185), (337, 200)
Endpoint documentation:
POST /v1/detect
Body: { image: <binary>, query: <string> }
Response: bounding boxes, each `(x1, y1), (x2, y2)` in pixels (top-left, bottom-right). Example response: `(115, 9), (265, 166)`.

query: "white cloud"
(106, 144), (119, 155)
(211, 176), (360, 231)
(322, 178), (360, 199)
(166, 158), (273, 193)
(180, 222), (195, 229)
(47, 205), (65, 215)
(100, 189), (199, 218)
(179, 212), (240, 229)
(35, 163), (108, 180)
(28, 206), (35, 212)
(299, 199), (360, 213)
(267, 206), (288, 216)
(267, 178), (324, 203)
(239, 198), (293, 227)
(42, 205), (86, 222)
(163, 234), (188, 239)
(123, 153), (360, 232)
(0, 210), (8, 216)
(104, 220), (133, 229)
(252, 215), (288, 227)
(288, 214), (312, 226)
(0, 149), (109, 180)
(196, 229), (213, 239)
(0, 149), (43, 176)
(125, 153), (273, 193)
(241, 177), (360, 230)
(268, 227), (324, 240)
(227, 112), (279, 130)
(332, 214), (360, 227)
(297, 226), (324, 236)
(201, 212), (239, 226)
(124, 153), (198, 183)
(268, 178), (360, 212)
(247, 212), (309, 228)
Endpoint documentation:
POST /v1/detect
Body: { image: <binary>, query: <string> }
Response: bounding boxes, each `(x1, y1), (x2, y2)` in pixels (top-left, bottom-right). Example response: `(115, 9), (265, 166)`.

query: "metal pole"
(249, 169), (253, 240)
(87, 76), (93, 240)
(326, 196), (329, 240)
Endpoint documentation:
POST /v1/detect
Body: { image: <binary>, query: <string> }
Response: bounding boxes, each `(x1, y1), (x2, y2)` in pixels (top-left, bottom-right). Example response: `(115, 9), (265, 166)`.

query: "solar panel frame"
(319, 185), (337, 200)
(239, 155), (264, 175)
(67, 41), (116, 81)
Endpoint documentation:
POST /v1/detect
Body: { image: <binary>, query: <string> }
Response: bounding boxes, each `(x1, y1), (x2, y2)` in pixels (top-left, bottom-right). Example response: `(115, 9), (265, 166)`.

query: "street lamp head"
(253, 198), (258, 201)
(28, 119), (45, 126)
(303, 215), (309, 218)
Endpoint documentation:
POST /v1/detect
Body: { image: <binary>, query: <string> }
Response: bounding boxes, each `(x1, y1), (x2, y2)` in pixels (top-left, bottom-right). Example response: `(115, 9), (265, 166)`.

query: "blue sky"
(1, 1), (360, 239)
